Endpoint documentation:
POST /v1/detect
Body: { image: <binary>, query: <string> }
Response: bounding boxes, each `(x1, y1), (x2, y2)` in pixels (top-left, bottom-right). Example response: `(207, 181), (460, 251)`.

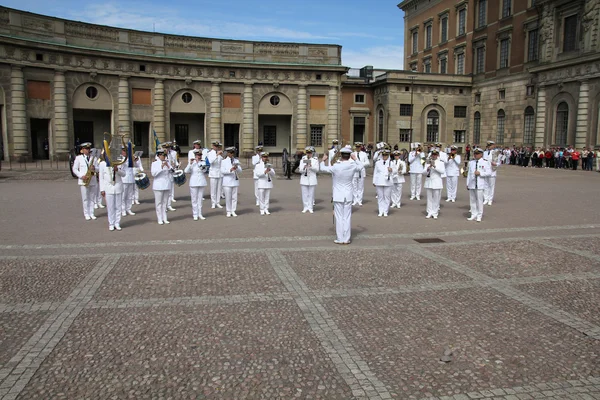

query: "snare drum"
(134, 172), (150, 190)
(172, 169), (187, 187)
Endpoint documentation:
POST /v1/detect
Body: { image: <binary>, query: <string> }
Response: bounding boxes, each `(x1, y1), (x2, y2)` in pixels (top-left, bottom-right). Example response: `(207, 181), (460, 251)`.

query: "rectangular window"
(502, 0), (511, 18)
(473, 114), (481, 144)
(475, 46), (485, 74)
(524, 113), (535, 144)
(528, 29), (539, 62)
(354, 94), (365, 104)
(456, 53), (465, 74)
(478, 0), (487, 28)
(424, 61), (431, 73)
(497, 117), (505, 144)
(353, 116), (365, 143)
(400, 104), (413, 116)
(263, 125), (277, 147)
(526, 85), (535, 96)
(440, 57), (447, 74)
(458, 8), (466, 36)
(410, 62), (418, 71)
(310, 125), (323, 147)
(223, 93), (241, 108)
(499, 38), (510, 68)
(132, 88), (151, 105)
(563, 15), (578, 52)
(399, 129), (412, 142)
(499, 89), (506, 100)
(412, 31), (418, 54)
(426, 25), (432, 49)
(309, 95), (326, 110)
(174, 124), (189, 146)
(26, 81), (51, 100)
(475, 93), (481, 104)
(454, 106), (467, 118)
(453, 130), (466, 143)
(441, 17), (448, 42)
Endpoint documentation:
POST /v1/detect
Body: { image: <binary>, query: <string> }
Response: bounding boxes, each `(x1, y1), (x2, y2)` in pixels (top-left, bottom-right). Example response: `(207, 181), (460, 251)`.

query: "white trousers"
(79, 185), (95, 218)
(446, 176), (458, 201)
(258, 188), (271, 211)
(410, 173), (422, 198)
(121, 183), (134, 213)
(301, 185), (316, 211)
(169, 184), (175, 202)
(153, 190), (169, 223)
(105, 193), (122, 227)
(334, 201), (352, 243)
(210, 177), (223, 206)
(223, 186), (238, 213)
(469, 189), (485, 219)
(391, 183), (403, 207)
(375, 186), (392, 215)
(93, 184), (103, 206)
(133, 184), (140, 202)
(190, 186), (205, 218)
(484, 176), (496, 203)
(426, 188), (442, 217)
(254, 179), (259, 204)
(352, 176), (365, 204)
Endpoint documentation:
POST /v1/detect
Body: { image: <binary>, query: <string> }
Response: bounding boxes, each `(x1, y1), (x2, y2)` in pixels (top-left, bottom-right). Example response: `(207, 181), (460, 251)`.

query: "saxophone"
(82, 156), (96, 187)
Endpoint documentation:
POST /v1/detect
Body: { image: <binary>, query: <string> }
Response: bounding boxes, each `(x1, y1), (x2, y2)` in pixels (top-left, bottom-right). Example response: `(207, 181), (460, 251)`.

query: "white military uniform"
(423, 157), (446, 219)
(207, 149), (223, 208)
(320, 155), (365, 244)
(72, 153), (98, 220)
(99, 161), (126, 230)
(252, 152), (262, 206)
(220, 157), (242, 216)
(299, 155), (319, 213)
(132, 157), (144, 204)
(328, 147), (338, 166)
(352, 150), (370, 205)
(483, 149), (499, 205)
(408, 150), (425, 199)
(373, 157), (393, 217)
(184, 157), (208, 220)
(445, 153), (462, 202)
(466, 157), (492, 221)
(254, 160), (275, 214)
(167, 149), (179, 207)
(391, 158), (406, 208)
(151, 158), (173, 224)
(120, 157), (136, 216)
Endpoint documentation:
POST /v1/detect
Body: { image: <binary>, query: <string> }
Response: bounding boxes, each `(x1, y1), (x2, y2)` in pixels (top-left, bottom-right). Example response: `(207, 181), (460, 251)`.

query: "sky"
(2, 0), (405, 70)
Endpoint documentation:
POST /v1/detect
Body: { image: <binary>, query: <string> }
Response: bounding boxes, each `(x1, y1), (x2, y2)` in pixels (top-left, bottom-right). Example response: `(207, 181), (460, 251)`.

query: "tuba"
(102, 129), (128, 167)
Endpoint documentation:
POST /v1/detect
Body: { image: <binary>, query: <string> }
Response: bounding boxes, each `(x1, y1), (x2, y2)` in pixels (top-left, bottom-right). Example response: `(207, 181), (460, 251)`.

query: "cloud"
(342, 45), (405, 70)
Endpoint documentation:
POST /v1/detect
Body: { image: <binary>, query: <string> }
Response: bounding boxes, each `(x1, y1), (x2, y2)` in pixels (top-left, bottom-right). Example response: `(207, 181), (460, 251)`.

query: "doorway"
(73, 109), (112, 149)
(224, 123), (240, 155)
(133, 121), (150, 156)
(30, 118), (50, 159)
(353, 116), (365, 144)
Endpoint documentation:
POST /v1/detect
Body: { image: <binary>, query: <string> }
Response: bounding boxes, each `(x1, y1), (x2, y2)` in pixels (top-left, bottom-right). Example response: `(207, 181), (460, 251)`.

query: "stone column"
(327, 86), (339, 144)
(153, 79), (165, 143)
(296, 84), (307, 151)
(53, 70), (69, 157)
(242, 83), (254, 153)
(575, 80), (590, 149)
(534, 85), (546, 147)
(118, 76), (131, 136)
(210, 81), (221, 143)
(10, 66), (27, 158)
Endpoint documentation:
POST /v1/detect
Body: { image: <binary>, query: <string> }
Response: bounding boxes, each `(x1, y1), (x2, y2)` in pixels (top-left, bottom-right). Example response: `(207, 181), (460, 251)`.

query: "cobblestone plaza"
(0, 166), (599, 399)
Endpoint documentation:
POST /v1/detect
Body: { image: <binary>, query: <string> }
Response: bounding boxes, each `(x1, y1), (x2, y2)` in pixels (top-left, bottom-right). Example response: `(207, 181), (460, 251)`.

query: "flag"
(103, 139), (111, 167)
(127, 141), (134, 168)
(152, 130), (161, 154)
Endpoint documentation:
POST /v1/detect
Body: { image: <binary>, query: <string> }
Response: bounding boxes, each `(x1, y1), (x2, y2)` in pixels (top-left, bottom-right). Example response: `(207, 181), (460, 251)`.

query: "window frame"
(425, 22), (433, 50)
(457, 7), (467, 37)
(474, 42), (486, 74)
(473, 112), (481, 144)
(496, 109), (506, 145)
(555, 102), (569, 146)
(454, 106), (467, 118)
(498, 37), (510, 69)
(456, 51), (465, 75)
(399, 129), (412, 143)
(477, 0), (487, 28)
(426, 110), (440, 143)
(562, 13), (578, 53)
(411, 29), (419, 55)
(523, 106), (535, 145)
(310, 125), (323, 147)
(400, 104), (413, 117)
(263, 125), (277, 147)
(354, 93), (366, 104)
(501, 0), (512, 19)
(527, 28), (539, 62)
(440, 14), (449, 43)
(453, 130), (466, 143)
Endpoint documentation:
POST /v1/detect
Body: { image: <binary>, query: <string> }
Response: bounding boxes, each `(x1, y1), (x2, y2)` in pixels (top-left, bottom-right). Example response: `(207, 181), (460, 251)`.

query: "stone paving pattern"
(0, 167), (599, 399)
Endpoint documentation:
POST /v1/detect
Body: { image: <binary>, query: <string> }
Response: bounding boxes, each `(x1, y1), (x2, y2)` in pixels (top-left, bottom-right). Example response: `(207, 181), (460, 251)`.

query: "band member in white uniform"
(220, 147), (242, 217)
(207, 141), (224, 209)
(99, 159), (126, 231)
(445, 145), (461, 202)
(391, 150), (407, 208)
(408, 143), (425, 200)
(352, 142), (370, 206)
(423, 149), (446, 219)
(72, 142), (98, 221)
(132, 155), (143, 205)
(188, 140), (204, 163)
(467, 148), (491, 222)
(483, 141), (499, 206)
(252, 145), (263, 206)
(120, 147), (136, 217)
(373, 149), (393, 217)
(320, 146), (365, 244)
(184, 149), (208, 221)
(254, 152), (275, 215)
(328, 139), (339, 166)
(151, 149), (173, 225)
(299, 147), (319, 213)
(163, 142), (179, 210)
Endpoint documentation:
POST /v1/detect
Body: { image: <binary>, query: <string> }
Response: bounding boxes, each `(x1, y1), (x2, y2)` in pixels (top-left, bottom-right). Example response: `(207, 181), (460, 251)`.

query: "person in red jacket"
(571, 149), (580, 170)
(545, 149), (553, 168)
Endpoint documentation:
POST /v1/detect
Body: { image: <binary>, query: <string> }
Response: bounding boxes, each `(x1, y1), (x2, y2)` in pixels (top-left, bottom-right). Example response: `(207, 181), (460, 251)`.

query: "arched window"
(496, 109), (505, 144)
(523, 106), (535, 145)
(473, 112), (481, 145)
(378, 109), (384, 142)
(426, 110), (439, 142)
(555, 102), (568, 146)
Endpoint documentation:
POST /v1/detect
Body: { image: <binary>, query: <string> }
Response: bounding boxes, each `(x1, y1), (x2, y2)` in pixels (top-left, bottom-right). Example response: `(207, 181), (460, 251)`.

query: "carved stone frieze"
(65, 22), (119, 42)
(130, 33), (153, 46)
(22, 16), (53, 33)
(221, 44), (244, 53)
(254, 43), (298, 56)
(0, 9), (9, 24)
(537, 61), (600, 84)
(308, 48), (327, 57)
(164, 36), (211, 51)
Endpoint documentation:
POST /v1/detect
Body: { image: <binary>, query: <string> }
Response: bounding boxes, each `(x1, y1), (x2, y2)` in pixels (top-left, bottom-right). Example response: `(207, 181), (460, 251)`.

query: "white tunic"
(445, 154), (462, 177)
(391, 159), (406, 183)
(151, 160), (173, 191)
(299, 156), (319, 186)
(423, 159), (446, 189)
(320, 159), (365, 202)
(252, 154), (261, 179)
(353, 151), (370, 177)
(220, 157), (242, 187)
(254, 162), (275, 189)
(184, 160), (208, 187)
(99, 162), (125, 194)
(466, 158), (492, 190)
(72, 154), (98, 186)
(373, 159), (393, 186)
(207, 150), (223, 178)
(408, 151), (425, 173)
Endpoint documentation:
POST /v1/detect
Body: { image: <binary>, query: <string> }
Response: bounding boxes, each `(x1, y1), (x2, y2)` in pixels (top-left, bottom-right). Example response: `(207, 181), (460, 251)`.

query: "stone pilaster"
(153, 79), (165, 143)
(296, 84), (308, 151)
(53, 70), (69, 156)
(534, 85), (546, 147)
(10, 66), (27, 158)
(210, 81), (222, 143)
(327, 86), (338, 144)
(242, 83), (254, 153)
(575, 80), (590, 149)
(118, 76), (130, 136)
